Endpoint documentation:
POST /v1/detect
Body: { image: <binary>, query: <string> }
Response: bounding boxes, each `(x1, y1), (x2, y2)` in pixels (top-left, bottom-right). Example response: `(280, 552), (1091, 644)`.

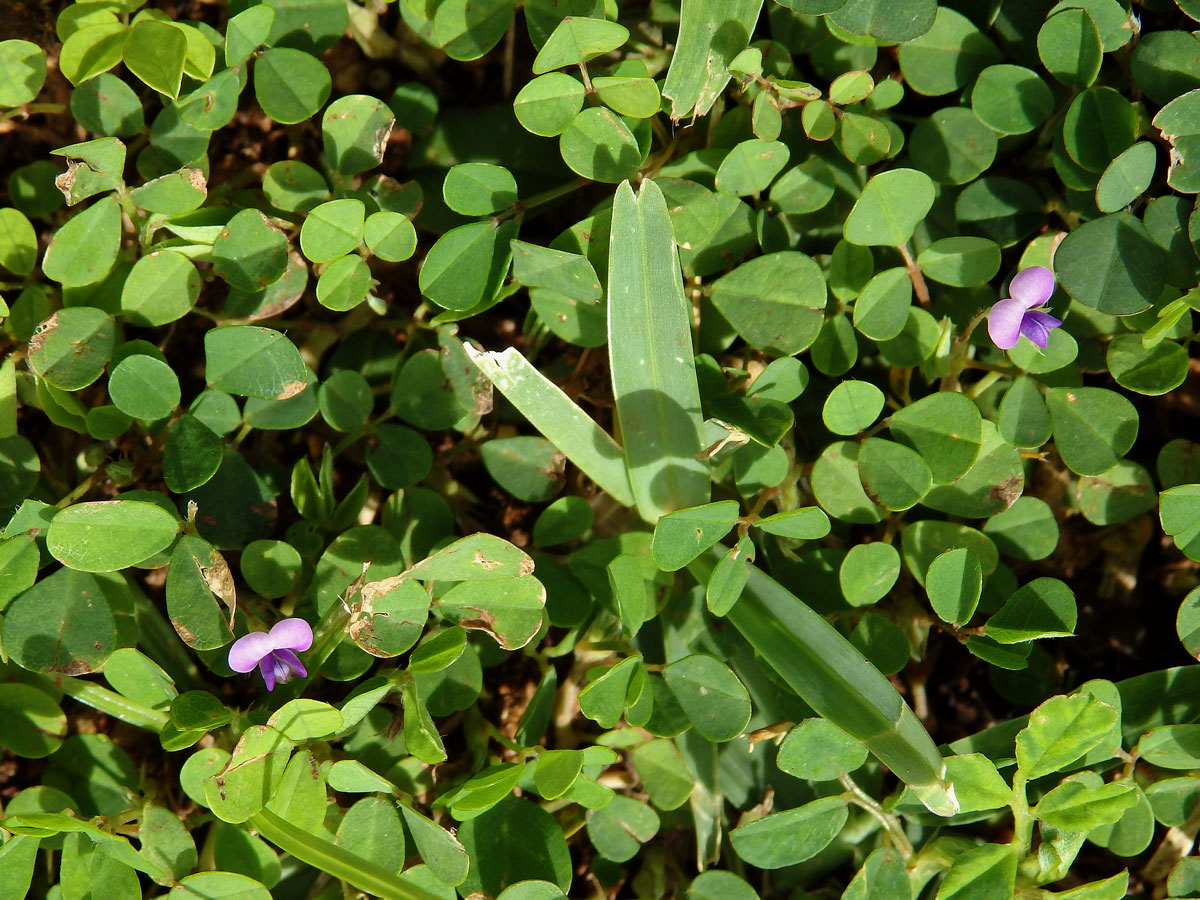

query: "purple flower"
(228, 618), (313, 691)
(987, 266), (1061, 350)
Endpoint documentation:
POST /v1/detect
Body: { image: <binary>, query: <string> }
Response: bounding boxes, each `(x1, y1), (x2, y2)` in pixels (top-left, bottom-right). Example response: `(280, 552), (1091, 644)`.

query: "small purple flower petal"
(272, 648), (307, 683)
(258, 655), (278, 691)
(268, 617), (313, 653)
(987, 298), (1027, 350)
(228, 631), (273, 673)
(1007, 266), (1055, 309)
(1020, 310), (1062, 348)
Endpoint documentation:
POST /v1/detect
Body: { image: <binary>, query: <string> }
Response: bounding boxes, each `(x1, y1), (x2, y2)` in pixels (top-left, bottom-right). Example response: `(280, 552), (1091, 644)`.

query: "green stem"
(498, 176), (589, 223)
(45, 676), (170, 733)
(250, 809), (445, 900)
(1009, 772), (1034, 859)
(838, 773), (915, 859)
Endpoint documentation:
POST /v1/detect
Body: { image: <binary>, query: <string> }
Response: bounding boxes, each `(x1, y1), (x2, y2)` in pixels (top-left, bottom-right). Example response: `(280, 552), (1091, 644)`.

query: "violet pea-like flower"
(987, 265), (1061, 350)
(228, 618), (313, 691)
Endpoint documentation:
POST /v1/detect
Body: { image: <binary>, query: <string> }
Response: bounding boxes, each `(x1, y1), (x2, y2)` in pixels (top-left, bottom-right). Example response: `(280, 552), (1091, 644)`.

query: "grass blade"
(608, 179), (708, 522)
(689, 549), (959, 816)
(465, 345), (634, 507)
(662, 0), (765, 120)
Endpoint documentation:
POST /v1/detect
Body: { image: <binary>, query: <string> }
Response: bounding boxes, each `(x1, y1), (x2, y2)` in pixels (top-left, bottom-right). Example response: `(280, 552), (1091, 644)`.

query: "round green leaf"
(443, 163), (518, 216)
(594, 74), (660, 118)
(322, 94), (394, 176)
(456, 798), (571, 897)
(0, 40), (47, 107)
(983, 496), (1059, 561)
(301, 199), (365, 264)
(532, 16), (628, 73)
(917, 236), (1001, 287)
(811, 440), (884, 524)
(1063, 86), (1137, 174)
(769, 156), (835, 215)
(433, 0), (514, 60)
(42, 195), (122, 287)
(987, 577), (1077, 643)
(513, 73), (586, 137)
(652, 501), (740, 572)
(205, 325), (308, 400)
(715, 139), (790, 197)
(839, 541), (900, 607)
(710, 251), (827, 355)
(47, 500), (180, 572)
(122, 19), (187, 99)
(27, 307), (116, 391)
(1039, 9), (1102, 88)
(1046, 387), (1138, 476)
(729, 797), (849, 869)
(1075, 459), (1155, 527)
(662, 654), (751, 742)
(253, 47), (331, 125)
(5, 567), (117, 675)
(366, 424), (432, 490)
(239, 540), (301, 599)
(1107, 332), (1188, 396)
(844, 168), (935, 246)
(163, 414), (224, 494)
(559, 108), (641, 183)
(168, 872), (271, 900)
(896, 7), (1001, 96)
(829, 0), (936, 42)
(0, 684), (67, 758)
(120, 251), (201, 327)
(263, 160), (329, 214)
(60, 23), (129, 87)
(212, 209), (289, 292)
(318, 369), (373, 432)
(364, 211), (416, 262)
(852, 268), (911, 341)
(108, 354), (180, 420)
(586, 796), (659, 863)
(532, 496), (593, 547)
(1131, 30), (1200, 106)
(418, 220), (515, 311)
(912, 106), (998, 186)
(316, 254), (372, 312)
(822, 380), (884, 436)
(997, 375), (1052, 449)
(481, 436), (562, 502)
(926, 547), (983, 625)
(857, 437), (931, 511)
(1095, 142), (1157, 213)
(876, 306), (939, 368)
(0, 207), (37, 276)
(970, 65), (1054, 135)
(955, 176), (1042, 247)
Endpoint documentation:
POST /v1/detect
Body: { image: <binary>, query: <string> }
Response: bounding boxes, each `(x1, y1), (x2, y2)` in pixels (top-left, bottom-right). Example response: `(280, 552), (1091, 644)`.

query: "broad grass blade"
(662, 0), (765, 120)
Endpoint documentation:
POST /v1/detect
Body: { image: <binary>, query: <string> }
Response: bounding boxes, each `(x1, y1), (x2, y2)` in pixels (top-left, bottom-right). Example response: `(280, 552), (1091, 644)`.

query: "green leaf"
(0, 208), (36, 276)
(205, 326), (309, 400)
(910, 107), (997, 186)
(917, 237), (1001, 287)
(662, 0), (762, 119)
(822, 380), (884, 436)
(943, 753), (1012, 813)
(301, 199), (365, 265)
(706, 535), (755, 616)
(608, 179), (708, 521)
(586, 796), (659, 862)
(419, 220), (516, 310)
(858, 437), (931, 511)
(997, 376), (1052, 449)
(513, 73), (585, 137)
(263, 160), (329, 213)
(322, 94), (394, 175)
(729, 797), (848, 869)
(985, 577), (1076, 643)
(1096, 142), (1156, 213)
(594, 74), (660, 118)
(531, 15), (626, 73)
(225, 4), (275, 66)
(559, 108), (641, 183)
(663, 654), (751, 741)
(171, 691), (233, 732)
(345, 575), (429, 657)
(926, 548), (982, 626)
(212, 209), (289, 292)
(896, 7), (1001, 97)
(852, 268), (911, 341)
(27, 307), (116, 391)
(1015, 693), (1119, 779)
(1107, 333), (1188, 396)
(1155, 89), (1200, 192)
(364, 211), (417, 263)
(630, 739), (694, 810)
(935, 843), (1016, 900)
(1038, 9), (1102, 88)
(652, 501), (739, 571)
(769, 156), (835, 215)
(400, 806), (469, 886)
(579, 657), (640, 729)
(983, 496), (1060, 561)
(838, 542), (899, 608)
(844, 168), (935, 247)
(830, 0), (936, 42)
(970, 65), (1054, 135)
(715, 139), (790, 197)
(777, 718), (868, 782)
(122, 19), (186, 98)
(710, 252), (827, 355)
(1045, 387), (1139, 476)
(1063, 87), (1137, 174)
(166, 535), (236, 650)
(108, 354), (180, 421)
(754, 506), (830, 540)
(60, 23), (130, 86)
(456, 797), (571, 896)
(438, 576), (545, 651)
(336, 797), (405, 874)
(253, 47), (331, 125)
(316, 254), (372, 312)
(1137, 724), (1200, 769)
(1035, 778), (1137, 831)
(47, 500), (180, 573)
(42, 195), (121, 286)
(0, 40), (47, 106)
(4, 567), (117, 675)
(889, 391), (983, 485)
(688, 871), (758, 900)
(0, 684), (66, 758)
(267, 699), (344, 742)
(443, 163), (517, 216)
(204, 726), (292, 823)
